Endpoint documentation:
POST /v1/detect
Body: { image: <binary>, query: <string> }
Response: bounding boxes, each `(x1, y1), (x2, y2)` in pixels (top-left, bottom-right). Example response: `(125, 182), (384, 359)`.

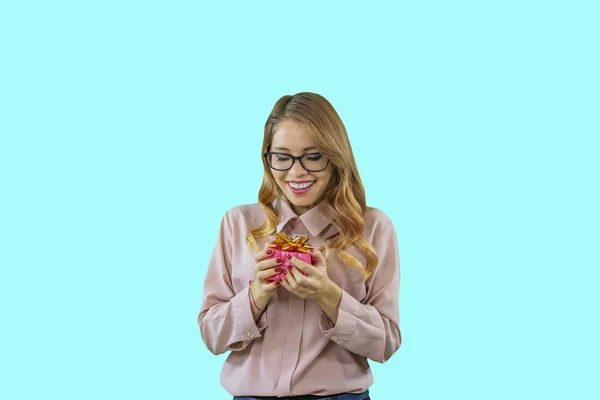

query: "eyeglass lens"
(266, 153), (328, 171)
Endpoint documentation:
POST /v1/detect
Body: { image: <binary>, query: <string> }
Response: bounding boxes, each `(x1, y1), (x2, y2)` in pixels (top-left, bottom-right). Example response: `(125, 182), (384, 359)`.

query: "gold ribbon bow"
(269, 232), (314, 253)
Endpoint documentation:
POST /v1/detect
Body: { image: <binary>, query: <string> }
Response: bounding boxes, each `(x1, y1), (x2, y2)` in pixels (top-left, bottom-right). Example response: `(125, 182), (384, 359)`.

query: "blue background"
(1, 1), (598, 399)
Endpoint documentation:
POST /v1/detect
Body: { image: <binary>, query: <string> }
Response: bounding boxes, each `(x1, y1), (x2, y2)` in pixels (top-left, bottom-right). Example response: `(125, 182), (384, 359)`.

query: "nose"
(289, 158), (308, 176)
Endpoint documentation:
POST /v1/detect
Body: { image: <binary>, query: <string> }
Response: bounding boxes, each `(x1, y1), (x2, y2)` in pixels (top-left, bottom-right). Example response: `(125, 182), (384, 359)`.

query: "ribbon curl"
(269, 232), (314, 253)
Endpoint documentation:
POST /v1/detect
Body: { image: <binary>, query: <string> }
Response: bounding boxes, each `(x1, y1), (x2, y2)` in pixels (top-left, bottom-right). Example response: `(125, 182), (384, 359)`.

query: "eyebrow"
(272, 146), (318, 151)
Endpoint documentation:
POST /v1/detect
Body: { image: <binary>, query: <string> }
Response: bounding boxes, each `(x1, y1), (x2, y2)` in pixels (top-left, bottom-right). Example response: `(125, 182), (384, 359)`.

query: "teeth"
(289, 181), (314, 190)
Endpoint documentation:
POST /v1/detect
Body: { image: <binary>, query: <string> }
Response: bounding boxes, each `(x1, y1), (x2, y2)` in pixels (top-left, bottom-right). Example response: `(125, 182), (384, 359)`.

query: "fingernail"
(275, 281), (280, 286)
(274, 267), (282, 272)
(266, 249), (273, 255)
(276, 257), (283, 263)
(287, 255), (292, 260)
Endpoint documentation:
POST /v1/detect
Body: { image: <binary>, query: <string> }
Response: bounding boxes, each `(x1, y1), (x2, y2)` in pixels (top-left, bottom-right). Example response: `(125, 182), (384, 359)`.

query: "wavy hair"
(246, 92), (378, 280)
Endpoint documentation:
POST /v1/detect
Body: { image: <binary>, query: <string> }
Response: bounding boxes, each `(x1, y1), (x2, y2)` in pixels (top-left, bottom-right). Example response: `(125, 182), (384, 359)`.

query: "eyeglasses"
(263, 152), (329, 172)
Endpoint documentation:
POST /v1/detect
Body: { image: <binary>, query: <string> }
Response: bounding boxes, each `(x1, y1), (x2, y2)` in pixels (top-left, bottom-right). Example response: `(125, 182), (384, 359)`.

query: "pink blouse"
(197, 197), (401, 397)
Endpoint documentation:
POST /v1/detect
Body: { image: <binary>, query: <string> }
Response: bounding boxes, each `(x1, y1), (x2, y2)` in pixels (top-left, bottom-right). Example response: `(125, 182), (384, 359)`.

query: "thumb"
(310, 247), (326, 267)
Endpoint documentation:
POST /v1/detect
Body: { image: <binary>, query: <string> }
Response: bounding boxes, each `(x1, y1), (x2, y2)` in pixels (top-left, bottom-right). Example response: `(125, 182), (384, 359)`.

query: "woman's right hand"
(252, 242), (284, 297)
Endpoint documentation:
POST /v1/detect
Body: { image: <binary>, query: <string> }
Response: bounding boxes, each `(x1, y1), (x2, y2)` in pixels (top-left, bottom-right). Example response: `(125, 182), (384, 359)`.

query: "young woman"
(198, 92), (401, 400)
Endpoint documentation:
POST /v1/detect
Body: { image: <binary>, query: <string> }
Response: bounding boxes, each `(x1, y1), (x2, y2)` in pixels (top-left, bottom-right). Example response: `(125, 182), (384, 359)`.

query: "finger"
(284, 267), (299, 289)
(288, 254), (317, 276)
(254, 241), (276, 262)
(254, 245), (276, 263)
(255, 256), (284, 273)
(263, 280), (279, 291)
(274, 274), (285, 287)
(279, 277), (293, 291)
(256, 267), (283, 281)
(291, 266), (316, 289)
(309, 248), (326, 267)
(289, 266), (306, 285)
(256, 274), (281, 288)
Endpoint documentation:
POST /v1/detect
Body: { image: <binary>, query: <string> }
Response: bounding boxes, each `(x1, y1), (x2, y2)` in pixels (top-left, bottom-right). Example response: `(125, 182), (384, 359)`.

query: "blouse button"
(331, 335), (339, 341)
(248, 332), (255, 338)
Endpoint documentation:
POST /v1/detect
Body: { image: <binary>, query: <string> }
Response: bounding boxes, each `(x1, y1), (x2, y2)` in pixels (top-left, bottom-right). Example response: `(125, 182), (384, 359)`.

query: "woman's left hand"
(279, 248), (333, 300)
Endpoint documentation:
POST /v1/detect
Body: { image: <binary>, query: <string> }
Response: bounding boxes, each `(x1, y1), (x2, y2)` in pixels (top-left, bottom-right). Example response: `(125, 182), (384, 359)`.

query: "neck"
(291, 204), (311, 216)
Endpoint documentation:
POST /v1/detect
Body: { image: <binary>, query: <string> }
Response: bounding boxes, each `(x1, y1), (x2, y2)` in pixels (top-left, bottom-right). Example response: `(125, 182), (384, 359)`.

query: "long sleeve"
(197, 211), (268, 355)
(319, 221), (401, 363)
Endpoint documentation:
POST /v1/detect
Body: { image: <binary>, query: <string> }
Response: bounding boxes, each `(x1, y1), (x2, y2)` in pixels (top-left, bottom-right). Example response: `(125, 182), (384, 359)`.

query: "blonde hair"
(246, 92), (378, 280)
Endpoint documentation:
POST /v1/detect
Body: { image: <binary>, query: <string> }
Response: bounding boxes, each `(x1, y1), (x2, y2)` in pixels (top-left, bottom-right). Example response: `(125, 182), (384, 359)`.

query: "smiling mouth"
(288, 181), (315, 189)
(287, 181), (315, 194)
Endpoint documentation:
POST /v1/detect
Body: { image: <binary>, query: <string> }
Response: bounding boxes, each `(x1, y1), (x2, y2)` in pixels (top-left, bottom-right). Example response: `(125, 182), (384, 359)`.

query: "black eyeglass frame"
(263, 152), (330, 172)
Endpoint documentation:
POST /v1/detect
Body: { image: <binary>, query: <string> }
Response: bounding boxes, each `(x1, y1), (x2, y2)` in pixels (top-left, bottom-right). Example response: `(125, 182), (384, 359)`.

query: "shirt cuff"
(228, 287), (268, 350)
(318, 289), (358, 346)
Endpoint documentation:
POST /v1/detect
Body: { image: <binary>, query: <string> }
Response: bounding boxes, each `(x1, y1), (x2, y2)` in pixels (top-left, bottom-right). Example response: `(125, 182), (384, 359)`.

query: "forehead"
(271, 120), (315, 151)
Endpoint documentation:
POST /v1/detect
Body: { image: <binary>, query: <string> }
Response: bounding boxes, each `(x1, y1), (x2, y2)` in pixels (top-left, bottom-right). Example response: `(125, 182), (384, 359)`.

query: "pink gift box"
(266, 249), (313, 282)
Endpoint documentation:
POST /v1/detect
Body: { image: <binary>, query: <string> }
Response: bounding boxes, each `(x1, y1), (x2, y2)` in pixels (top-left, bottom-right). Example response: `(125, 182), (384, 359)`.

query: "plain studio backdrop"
(0, 1), (598, 399)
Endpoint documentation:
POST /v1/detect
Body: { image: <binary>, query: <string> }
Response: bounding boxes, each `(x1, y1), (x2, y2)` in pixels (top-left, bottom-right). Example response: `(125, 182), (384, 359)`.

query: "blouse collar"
(273, 196), (335, 237)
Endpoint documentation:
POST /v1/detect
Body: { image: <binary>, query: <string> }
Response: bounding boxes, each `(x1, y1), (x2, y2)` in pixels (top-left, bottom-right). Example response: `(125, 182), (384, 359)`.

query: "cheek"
(313, 174), (332, 196)
(315, 171), (332, 186)
(272, 171), (287, 185)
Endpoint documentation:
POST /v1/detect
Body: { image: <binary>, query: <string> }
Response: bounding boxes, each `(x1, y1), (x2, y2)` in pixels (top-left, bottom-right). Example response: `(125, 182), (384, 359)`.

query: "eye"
(276, 155), (291, 161)
(306, 154), (323, 161)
